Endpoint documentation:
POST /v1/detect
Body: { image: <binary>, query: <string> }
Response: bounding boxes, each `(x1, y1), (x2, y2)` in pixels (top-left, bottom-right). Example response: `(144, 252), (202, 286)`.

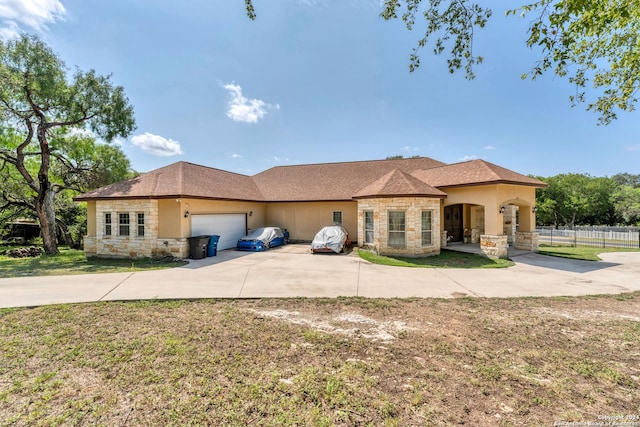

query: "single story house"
(74, 157), (547, 259)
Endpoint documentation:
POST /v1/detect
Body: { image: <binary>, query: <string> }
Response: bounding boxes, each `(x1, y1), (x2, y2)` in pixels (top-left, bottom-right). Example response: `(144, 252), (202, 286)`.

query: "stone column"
(480, 234), (508, 259)
(441, 230), (448, 247)
(515, 232), (539, 252)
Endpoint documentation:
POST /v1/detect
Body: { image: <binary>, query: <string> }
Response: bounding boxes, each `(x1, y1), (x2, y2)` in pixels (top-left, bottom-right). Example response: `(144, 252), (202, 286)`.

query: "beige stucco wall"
(357, 197), (441, 257)
(442, 184), (537, 235)
(266, 201), (357, 241)
(86, 201), (96, 236)
(161, 198), (266, 238)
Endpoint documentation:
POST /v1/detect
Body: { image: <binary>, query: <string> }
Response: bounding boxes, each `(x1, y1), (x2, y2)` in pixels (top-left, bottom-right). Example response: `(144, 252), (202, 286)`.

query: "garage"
(191, 214), (247, 250)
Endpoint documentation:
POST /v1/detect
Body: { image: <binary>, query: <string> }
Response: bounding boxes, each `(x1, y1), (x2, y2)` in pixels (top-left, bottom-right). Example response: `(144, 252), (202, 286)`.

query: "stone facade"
(480, 234), (508, 259)
(503, 205), (517, 244)
(86, 199), (164, 258)
(357, 197), (441, 257)
(515, 231), (539, 252)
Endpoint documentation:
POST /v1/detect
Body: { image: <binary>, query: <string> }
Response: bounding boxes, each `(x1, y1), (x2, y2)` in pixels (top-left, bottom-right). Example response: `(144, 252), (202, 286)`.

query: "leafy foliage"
(0, 34), (135, 253)
(535, 173), (640, 226)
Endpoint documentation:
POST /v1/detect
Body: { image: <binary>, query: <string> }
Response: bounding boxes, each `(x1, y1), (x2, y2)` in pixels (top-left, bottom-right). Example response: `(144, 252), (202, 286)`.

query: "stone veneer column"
(515, 231), (539, 252)
(480, 234), (508, 259)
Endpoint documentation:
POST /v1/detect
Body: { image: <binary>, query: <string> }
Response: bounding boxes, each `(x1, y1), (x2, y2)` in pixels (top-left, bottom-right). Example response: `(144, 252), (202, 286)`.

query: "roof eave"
(352, 193), (447, 200)
(435, 180), (548, 190)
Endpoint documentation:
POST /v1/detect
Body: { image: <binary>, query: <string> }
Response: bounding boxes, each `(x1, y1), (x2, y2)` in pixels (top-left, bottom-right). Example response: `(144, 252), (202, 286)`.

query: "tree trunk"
(36, 189), (59, 254)
(56, 218), (77, 249)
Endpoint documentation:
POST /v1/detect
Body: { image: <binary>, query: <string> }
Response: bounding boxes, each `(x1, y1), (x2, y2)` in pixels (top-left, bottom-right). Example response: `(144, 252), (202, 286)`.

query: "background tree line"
(534, 173), (640, 228)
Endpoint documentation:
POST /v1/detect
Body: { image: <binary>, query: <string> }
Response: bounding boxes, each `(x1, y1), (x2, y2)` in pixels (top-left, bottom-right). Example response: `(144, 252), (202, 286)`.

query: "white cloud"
(401, 145), (419, 153)
(273, 156), (290, 162)
(231, 153), (243, 159)
(459, 155), (478, 162)
(130, 133), (183, 157)
(627, 145), (640, 152)
(222, 82), (278, 124)
(483, 145), (496, 150)
(0, 0), (65, 39)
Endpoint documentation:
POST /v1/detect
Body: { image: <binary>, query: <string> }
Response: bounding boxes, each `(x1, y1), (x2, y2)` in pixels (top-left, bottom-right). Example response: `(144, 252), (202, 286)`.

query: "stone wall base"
(480, 234), (508, 259)
(515, 232), (539, 252)
(82, 236), (189, 259)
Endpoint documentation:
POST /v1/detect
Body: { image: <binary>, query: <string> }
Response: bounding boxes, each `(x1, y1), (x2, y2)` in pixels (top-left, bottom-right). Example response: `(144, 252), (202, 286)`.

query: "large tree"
(246, 0), (640, 124)
(0, 34), (135, 254)
(0, 127), (135, 247)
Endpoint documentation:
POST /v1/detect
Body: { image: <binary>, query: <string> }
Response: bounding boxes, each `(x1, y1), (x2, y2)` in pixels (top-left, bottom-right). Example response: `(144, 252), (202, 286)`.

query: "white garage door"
(191, 214), (247, 250)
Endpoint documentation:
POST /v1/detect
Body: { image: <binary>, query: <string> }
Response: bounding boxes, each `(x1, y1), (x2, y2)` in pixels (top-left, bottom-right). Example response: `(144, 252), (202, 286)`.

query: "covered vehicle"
(311, 226), (349, 254)
(237, 227), (289, 251)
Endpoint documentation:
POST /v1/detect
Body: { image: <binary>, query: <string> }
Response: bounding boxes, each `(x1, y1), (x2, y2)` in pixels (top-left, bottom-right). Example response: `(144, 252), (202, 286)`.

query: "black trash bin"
(188, 235), (210, 259)
(207, 235), (220, 257)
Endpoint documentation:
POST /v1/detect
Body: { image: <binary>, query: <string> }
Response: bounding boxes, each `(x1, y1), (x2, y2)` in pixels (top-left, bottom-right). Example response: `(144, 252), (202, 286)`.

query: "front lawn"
(357, 248), (514, 268)
(0, 246), (186, 278)
(1, 296), (638, 426)
(538, 244), (640, 261)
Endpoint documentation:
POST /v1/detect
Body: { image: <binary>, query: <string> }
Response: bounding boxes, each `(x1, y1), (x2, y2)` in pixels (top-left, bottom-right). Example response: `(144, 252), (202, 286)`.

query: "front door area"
(444, 204), (463, 242)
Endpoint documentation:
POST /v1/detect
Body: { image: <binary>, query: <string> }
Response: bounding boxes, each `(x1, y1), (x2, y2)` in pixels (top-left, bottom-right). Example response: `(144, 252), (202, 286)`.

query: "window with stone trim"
(104, 213), (112, 236)
(332, 211), (343, 226)
(388, 211), (405, 247)
(137, 213), (145, 237)
(118, 213), (130, 236)
(421, 210), (433, 246)
(364, 211), (374, 244)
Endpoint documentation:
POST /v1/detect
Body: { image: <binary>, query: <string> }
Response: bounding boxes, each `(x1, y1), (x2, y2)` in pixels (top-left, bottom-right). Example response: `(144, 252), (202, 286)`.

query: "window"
(118, 213), (130, 236)
(104, 213), (112, 236)
(388, 211), (405, 247)
(332, 211), (343, 226)
(364, 211), (374, 244)
(137, 213), (145, 237)
(421, 211), (433, 246)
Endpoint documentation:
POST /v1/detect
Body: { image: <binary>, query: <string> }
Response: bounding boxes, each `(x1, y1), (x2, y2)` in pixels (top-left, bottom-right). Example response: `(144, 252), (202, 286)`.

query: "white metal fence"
(536, 227), (640, 249)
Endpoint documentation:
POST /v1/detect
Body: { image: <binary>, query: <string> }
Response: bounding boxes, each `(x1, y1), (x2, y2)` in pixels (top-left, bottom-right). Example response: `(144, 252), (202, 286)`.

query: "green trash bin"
(188, 235), (210, 259)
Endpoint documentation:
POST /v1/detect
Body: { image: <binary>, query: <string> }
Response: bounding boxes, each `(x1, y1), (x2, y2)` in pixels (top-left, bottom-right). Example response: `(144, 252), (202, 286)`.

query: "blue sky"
(1, 0), (638, 177)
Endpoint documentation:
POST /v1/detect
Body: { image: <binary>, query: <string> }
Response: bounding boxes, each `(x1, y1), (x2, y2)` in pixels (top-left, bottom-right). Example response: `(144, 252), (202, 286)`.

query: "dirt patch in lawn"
(1, 294), (639, 426)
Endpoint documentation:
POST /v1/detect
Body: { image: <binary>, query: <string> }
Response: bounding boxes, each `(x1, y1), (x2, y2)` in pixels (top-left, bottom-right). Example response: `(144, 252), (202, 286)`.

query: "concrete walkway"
(1, 245), (639, 309)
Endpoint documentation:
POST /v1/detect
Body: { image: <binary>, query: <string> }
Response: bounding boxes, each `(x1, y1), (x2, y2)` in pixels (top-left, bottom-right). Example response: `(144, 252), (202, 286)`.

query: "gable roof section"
(253, 157), (446, 201)
(75, 157), (545, 202)
(75, 161), (264, 201)
(411, 160), (547, 188)
(353, 169), (447, 199)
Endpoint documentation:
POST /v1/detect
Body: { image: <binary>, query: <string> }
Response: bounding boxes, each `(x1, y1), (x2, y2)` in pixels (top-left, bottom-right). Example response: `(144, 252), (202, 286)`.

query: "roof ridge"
(256, 156), (443, 171)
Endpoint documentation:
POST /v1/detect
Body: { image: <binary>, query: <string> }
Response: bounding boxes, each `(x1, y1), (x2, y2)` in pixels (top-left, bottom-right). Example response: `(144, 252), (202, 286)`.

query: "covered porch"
(441, 184), (541, 259)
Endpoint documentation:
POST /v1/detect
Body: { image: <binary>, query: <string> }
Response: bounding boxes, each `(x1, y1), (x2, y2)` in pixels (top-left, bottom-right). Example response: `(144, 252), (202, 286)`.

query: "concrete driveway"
(1, 245), (639, 309)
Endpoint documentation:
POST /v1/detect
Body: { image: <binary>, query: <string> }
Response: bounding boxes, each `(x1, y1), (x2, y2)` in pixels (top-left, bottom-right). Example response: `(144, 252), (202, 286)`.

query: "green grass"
(357, 248), (514, 268)
(1, 296), (639, 426)
(538, 244), (640, 261)
(0, 246), (186, 278)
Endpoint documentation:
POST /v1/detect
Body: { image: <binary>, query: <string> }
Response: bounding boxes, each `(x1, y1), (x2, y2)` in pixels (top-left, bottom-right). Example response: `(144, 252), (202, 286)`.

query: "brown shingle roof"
(75, 162), (264, 201)
(252, 157), (446, 201)
(353, 169), (447, 199)
(75, 157), (546, 202)
(411, 160), (547, 188)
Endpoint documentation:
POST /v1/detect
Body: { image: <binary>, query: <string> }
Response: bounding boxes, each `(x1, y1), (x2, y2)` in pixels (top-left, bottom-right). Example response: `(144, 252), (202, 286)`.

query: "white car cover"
(311, 226), (348, 253)
(239, 227), (284, 244)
